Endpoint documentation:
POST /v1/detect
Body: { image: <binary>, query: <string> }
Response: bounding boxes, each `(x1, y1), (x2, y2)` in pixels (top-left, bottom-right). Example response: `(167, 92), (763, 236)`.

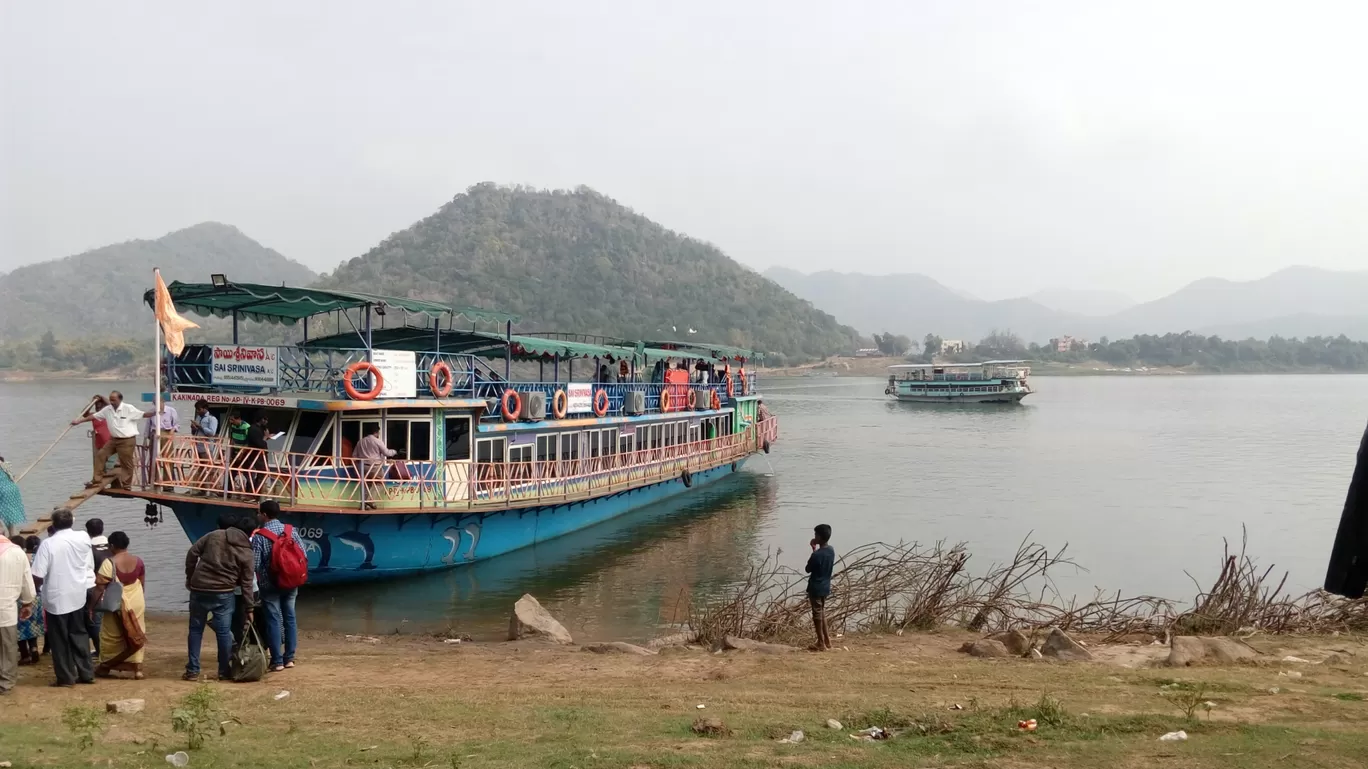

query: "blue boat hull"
(168, 458), (749, 585)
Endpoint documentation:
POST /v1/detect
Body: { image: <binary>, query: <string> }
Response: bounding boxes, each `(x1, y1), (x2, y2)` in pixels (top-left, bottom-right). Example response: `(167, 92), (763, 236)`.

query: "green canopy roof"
(640, 340), (762, 362)
(301, 328), (645, 361)
(145, 282), (519, 326)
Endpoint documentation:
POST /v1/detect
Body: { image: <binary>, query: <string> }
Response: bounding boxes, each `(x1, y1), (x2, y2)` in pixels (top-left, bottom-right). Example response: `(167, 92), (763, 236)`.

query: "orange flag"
(154, 270), (198, 355)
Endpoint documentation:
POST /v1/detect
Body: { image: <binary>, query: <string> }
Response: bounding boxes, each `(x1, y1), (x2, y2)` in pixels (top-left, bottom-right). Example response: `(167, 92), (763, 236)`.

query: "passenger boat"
(885, 361), (1032, 404)
(101, 280), (778, 585)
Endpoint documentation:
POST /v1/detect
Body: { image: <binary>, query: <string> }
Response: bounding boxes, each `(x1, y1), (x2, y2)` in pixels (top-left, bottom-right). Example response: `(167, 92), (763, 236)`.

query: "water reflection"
(296, 472), (778, 640)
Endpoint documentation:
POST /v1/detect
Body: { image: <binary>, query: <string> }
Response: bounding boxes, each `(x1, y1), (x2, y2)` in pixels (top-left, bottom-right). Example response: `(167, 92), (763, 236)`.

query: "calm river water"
(1, 375), (1362, 641)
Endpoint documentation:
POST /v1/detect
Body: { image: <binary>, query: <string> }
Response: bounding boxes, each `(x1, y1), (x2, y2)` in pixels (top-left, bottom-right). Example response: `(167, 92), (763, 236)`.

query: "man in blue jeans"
(183, 514), (255, 680)
(252, 501), (305, 672)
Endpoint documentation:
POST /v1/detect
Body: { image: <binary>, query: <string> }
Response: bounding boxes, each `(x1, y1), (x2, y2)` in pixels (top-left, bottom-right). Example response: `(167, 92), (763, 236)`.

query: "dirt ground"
(5, 619), (1368, 768)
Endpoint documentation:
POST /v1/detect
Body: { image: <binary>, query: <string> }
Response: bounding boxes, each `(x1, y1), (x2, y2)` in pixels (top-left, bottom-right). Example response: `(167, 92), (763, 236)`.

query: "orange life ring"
(501, 389), (522, 421)
(344, 361), (384, 400)
(725, 373), (735, 398)
(552, 389), (568, 419)
(739, 369), (748, 395)
(592, 389), (609, 417)
(429, 361), (454, 397)
(711, 390), (721, 410)
(660, 389), (672, 412)
(687, 390), (697, 409)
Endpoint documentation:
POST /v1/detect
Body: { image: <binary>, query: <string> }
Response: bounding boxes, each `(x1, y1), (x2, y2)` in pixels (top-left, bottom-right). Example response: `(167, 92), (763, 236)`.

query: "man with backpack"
(251, 500), (308, 673)
(183, 514), (254, 681)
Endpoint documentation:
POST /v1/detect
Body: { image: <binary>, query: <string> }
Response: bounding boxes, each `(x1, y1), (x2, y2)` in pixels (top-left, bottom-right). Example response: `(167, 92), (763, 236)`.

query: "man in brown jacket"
(183, 514), (254, 680)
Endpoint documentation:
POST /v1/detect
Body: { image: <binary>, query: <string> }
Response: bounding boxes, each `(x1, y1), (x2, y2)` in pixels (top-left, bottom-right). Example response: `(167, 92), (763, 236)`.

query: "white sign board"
(567, 383), (593, 413)
(210, 345), (279, 388)
(372, 349), (417, 399)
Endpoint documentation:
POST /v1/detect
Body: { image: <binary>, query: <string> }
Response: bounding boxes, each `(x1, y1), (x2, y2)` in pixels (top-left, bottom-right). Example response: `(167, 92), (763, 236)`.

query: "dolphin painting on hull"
(301, 533), (333, 571)
(336, 530), (377, 570)
(440, 522), (481, 565)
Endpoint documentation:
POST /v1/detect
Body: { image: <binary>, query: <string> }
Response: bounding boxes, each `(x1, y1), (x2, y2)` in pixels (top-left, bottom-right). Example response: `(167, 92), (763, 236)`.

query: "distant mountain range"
(0, 223), (317, 340)
(1, 187), (858, 362)
(1028, 288), (1136, 317)
(765, 266), (1368, 343)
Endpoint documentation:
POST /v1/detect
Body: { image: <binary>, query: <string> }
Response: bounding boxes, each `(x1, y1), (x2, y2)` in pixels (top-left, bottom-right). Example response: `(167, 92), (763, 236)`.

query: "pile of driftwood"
(688, 531), (1367, 647)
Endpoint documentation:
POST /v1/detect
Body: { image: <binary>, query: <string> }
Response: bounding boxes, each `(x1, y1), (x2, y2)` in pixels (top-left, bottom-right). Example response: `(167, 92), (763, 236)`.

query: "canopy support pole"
(303, 317), (309, 344)
(504, 321), (512, 380)
(364, 305), (373, 356)
(231, 311), (239, 344)
(553, 354), (559, 383)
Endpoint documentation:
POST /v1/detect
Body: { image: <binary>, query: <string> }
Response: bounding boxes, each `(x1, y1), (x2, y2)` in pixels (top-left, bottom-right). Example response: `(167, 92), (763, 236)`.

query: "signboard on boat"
(210, 345), (279, 388)
(372, 348), (417, 399)
(567, 383), (593, 414)
(168, 392), (297, 409)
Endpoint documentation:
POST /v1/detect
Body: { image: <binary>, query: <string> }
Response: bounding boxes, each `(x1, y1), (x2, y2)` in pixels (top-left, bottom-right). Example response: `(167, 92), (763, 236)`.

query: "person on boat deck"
(188, 400), (219, 491)
(756, 400), (771, 424)
(597, 363), (614, 383)
(252, 501), (305, 672)
(71, 391), (156, 489)
(84, 518), (111, 660)
(0, 528), (36, 694)
(242, 413), (271, 497)
(354, 424), (397, 508)
(183, 513), (254, 681)
(30, 508), (97, 687)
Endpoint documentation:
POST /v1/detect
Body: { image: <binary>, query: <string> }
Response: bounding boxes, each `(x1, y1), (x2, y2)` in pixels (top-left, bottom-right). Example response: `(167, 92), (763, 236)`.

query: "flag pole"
(152, 267), (163, 490)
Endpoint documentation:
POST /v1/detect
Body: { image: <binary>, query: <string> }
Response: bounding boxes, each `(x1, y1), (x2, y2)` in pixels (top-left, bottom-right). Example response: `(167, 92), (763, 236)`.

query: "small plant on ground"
(1159, 681), (1210, 720)
(1030, 691), (1067, 727)
(408, 733), (429, 764)
(172, 684), (227, 750)
(61, 705), (105, 751)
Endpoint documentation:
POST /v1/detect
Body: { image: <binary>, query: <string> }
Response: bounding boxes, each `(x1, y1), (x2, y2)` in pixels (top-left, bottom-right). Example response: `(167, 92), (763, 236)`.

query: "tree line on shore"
(864, 329), (1368, 371)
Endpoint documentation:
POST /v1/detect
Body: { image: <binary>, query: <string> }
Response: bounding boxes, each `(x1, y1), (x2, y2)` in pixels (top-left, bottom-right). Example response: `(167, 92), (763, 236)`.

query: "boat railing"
(470, 380), (748, 419)
(167, 343), (757, 408)
(132, 417), (778, 510)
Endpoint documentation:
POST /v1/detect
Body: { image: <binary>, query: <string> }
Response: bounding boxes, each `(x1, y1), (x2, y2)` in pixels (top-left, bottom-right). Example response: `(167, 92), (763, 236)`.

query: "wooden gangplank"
(16, 475), (118, 536)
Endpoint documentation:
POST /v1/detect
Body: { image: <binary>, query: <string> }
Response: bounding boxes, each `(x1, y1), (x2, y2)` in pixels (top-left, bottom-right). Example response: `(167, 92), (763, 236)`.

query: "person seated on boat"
(71, 391), (156, 490)
(597, 363), (614, 384)
(354, 424), (397, 508)
(756, 399), (771, 424)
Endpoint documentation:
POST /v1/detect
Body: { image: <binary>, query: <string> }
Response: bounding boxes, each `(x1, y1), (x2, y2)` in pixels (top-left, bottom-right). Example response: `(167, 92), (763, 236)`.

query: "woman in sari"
(17, 535), (45, 664)
(0, 456), (24, 538)
(94, 531), (147, 679)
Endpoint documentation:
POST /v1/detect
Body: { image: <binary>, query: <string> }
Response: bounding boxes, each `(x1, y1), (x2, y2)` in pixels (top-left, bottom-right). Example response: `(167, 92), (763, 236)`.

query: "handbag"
(230, 622), (267, 683)
(96, 579), (123, 613)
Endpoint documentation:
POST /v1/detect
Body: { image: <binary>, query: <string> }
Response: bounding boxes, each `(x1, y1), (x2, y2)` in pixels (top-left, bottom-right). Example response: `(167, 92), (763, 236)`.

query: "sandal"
(269, 665), (285, 673)
(283, 661), (295, 669)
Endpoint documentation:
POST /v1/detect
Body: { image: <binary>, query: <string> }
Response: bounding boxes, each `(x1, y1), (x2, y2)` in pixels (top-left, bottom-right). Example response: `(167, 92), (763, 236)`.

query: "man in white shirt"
(72, 390), (155, 489)
(0, 531), (36, 694)
(31, 508), (97, 687)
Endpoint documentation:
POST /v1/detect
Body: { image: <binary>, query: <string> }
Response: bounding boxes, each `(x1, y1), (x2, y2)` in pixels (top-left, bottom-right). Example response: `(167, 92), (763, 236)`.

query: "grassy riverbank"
(5, 618), (1367, 768)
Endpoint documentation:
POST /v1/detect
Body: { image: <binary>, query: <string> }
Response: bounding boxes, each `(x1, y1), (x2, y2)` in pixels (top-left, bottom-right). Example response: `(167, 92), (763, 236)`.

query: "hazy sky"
(4, 1), (1367, 302)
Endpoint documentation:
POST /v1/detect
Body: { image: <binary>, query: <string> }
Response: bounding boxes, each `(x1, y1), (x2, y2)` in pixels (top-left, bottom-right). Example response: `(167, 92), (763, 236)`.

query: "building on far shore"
(1050, 335), (1086, 352)
(941, 339), (966, 354)
(854, 347), (880, 357)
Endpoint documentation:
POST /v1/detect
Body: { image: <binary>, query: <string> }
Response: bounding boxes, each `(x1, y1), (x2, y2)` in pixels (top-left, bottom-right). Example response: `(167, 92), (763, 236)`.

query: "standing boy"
(804, 524), (835, 651)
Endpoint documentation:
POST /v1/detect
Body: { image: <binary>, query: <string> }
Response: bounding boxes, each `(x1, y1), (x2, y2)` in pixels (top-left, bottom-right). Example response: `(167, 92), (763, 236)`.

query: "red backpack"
(256, 525), (309, 590)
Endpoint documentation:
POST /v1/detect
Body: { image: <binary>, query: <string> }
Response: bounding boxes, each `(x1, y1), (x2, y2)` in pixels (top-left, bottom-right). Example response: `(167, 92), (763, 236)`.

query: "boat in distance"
(885, 360), (1032, 404)
(92, 279), (779, 585)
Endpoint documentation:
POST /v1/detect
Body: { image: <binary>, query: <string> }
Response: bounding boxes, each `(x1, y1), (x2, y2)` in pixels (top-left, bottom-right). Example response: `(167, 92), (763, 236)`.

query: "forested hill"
(318, 184), (858, 362)
(0, 223), (317, 340)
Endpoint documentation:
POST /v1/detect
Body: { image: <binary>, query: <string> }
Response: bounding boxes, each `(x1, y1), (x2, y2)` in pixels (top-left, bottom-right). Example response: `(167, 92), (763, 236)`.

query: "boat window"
(588, 430), (600, 458)
(476, 436), (507, 463)
(409, 421), (432, 461)
(562, 432), (579, 461)
(536, 433), (558, 463)
(600, 428), (616, 455)
(386, 418), (432, 462)
(444, 417), (471, 461)
(291, 412), (329, 455)
(689, 423), (700, 444)
(618, 433), (634, 455)
(509, 444), (532, 463)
